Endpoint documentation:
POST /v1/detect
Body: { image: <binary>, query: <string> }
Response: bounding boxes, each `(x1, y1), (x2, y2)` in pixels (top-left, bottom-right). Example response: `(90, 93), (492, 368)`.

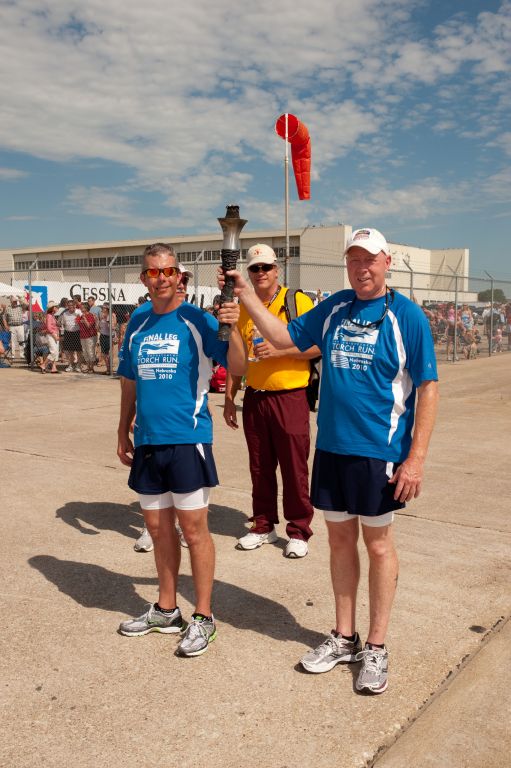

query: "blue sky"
(1, 0), (510, 278)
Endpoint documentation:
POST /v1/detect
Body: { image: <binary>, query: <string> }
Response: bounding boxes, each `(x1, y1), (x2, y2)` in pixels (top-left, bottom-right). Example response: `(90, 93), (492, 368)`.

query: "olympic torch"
(217, 204), (247, 341)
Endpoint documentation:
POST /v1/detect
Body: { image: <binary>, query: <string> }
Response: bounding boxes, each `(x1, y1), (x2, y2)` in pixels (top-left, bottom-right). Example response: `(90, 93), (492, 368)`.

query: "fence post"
(447, 265), (459, 363)
(193, 251), (204, 307)
(484, 271), (494, 356)
(28, 259), (38, 366)
(403, 257), (414, 301)
(454, 273), (459, 362)
(108, 253), (118, 376)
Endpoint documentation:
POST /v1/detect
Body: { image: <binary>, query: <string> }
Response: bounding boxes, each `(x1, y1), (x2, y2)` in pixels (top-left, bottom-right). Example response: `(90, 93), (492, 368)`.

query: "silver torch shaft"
(217, 204), (247, 341)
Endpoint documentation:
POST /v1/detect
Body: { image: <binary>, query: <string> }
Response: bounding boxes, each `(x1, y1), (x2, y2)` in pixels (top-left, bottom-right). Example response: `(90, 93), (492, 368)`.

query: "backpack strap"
(283, 288), (305, 323)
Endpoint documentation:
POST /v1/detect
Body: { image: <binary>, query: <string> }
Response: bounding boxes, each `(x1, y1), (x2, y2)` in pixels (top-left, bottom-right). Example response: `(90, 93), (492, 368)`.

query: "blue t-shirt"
(288, 289), (438, 463)
(117, 303), (229, 448)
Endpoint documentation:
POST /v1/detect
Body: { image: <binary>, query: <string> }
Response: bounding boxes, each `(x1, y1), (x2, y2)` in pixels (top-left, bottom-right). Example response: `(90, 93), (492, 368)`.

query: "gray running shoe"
(300, 631), (362, 673)
(177, 614), (217, 657)
(134, 527), (154, 552)
(355, 645), (389, 694)
(119, 604), (185, 636)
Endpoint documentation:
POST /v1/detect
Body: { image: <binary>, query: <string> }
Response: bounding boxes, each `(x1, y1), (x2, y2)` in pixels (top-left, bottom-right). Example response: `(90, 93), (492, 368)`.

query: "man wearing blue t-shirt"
(117, 242), (246, 657)
(222, 227), (439, 692)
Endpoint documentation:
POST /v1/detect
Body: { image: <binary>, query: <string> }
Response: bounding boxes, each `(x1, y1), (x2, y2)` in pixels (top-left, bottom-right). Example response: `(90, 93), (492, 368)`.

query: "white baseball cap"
(344, 228), (390, 256)
(178, 263), (193, 278)
(246, 244), (277, 268)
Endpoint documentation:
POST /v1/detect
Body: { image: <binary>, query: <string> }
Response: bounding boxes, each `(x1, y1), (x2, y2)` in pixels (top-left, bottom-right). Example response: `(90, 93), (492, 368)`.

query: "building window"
(91, 257), (108, 267)
(177, 251), (202, 262)
(39, 259), (61, 269)
(117, 254), (141, 266)
(63, 258), (89, 269)
(274, 246), (300, 259)
(15, 261), (32, 271)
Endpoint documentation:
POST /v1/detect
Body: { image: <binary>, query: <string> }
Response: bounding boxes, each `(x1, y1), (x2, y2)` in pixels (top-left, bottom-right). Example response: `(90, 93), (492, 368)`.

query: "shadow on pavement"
(28, 555), (154, 616)
(209, 504), (249, 539)
(55, 501), (143, 539)
(28, 556), (325, 647)
(55, 501), (248, 542)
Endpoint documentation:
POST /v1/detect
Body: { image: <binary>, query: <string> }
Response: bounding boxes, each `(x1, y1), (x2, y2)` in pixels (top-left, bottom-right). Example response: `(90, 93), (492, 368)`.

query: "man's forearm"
(225, 372), (242, 402)
(408, 380), (439, 462)
(227, 326), (247, 377)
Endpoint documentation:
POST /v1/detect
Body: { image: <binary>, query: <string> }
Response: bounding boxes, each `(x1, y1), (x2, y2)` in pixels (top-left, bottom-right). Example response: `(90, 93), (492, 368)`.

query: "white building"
(0, 224), (470, 304)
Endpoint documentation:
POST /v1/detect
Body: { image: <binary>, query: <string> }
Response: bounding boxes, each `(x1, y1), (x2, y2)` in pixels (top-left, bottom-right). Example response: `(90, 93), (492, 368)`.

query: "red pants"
(242, 387), (314, 541)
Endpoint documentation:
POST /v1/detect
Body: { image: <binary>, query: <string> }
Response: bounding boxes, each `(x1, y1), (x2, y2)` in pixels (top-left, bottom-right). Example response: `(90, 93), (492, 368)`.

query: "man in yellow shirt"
(223, 244), (320, 558)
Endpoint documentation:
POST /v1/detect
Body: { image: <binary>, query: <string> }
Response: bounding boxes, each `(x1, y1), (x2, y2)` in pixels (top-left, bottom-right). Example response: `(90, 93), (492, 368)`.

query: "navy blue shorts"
(311, 449), (405, 517)
(128, 443), (219, 495)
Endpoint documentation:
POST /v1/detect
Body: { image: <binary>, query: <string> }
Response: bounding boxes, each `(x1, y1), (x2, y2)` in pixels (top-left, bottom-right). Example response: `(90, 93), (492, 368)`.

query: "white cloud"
(4, 215), (39, 221)
(326, 177), (473, 225)
(0, 167), (28, 180)
(0, 0), (510, 231)
(492, 132), (511, 158)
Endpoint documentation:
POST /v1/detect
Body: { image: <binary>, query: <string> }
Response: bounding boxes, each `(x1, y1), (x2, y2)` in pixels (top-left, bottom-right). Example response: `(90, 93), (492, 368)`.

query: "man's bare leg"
(143, 506), (181, 609)
(176, 507), (215, 616)
(326, 518), (360, 636)
(362, 523), (398, 645)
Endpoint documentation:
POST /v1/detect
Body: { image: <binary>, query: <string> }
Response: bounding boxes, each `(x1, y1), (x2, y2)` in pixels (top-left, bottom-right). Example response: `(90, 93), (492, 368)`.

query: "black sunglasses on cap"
(248, 263), (275, 274)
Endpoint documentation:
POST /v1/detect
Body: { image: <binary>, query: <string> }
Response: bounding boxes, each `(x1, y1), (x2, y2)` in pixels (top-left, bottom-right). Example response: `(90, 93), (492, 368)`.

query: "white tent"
(0, 282), (26, 299)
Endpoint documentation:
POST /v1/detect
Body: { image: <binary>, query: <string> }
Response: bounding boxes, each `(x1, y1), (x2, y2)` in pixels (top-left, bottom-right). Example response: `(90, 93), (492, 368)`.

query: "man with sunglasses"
(117, 243), (246, 657)
(132, 262), (194, 555)
(221, 228), (438, 693)
(223, 244), (320, 558)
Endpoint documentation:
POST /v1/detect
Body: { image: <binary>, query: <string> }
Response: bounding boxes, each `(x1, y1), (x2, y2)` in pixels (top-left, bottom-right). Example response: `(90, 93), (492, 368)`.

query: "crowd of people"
(422, 301), (511, 359)
(0, 294), (121, 373)
(2, 284), (510, 371)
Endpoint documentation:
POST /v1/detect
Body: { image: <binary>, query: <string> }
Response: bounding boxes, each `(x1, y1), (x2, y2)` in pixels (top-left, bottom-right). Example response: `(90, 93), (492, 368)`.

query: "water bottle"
(249, 326), (264, 362)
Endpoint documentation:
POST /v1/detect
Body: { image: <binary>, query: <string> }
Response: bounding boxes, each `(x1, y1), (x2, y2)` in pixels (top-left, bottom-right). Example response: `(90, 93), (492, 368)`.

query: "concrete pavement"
(0, 354), (510, 768)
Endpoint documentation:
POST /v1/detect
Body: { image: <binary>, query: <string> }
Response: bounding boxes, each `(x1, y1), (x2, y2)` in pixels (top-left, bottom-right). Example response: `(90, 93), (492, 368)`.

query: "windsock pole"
(284, 112), (290, 286)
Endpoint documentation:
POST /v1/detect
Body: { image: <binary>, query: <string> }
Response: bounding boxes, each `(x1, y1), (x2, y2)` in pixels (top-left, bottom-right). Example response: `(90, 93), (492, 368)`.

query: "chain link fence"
(1, 258), (510, 371)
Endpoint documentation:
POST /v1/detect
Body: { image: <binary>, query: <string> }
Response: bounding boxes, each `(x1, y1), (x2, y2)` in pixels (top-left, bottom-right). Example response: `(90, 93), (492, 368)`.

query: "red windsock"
(275, 113), (311, 200)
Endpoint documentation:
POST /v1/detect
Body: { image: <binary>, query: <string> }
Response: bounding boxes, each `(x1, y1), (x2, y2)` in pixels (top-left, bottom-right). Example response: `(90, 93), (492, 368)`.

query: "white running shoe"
(355, 645), (389, 694)
(301, 632), (362, 673)
(285, 538), (309, 558)
(134, 527), (154, 552)
(237, 529), (278, 550)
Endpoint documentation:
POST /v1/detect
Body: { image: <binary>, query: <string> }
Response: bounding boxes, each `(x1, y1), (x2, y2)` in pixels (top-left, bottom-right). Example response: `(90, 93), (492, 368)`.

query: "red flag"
(275, 114), (311, 200)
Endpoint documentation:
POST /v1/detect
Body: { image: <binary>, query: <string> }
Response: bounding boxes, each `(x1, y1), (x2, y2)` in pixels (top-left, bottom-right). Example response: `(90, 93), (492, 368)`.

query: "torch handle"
(218, 248), (239, 341)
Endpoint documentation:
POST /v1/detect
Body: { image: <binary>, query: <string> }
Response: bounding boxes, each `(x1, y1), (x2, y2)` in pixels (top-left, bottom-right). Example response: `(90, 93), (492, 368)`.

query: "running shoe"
(237, 530), (278, 550)
(285, 538), (308, 558)
(134, 527), (154, 552)
(300, 631), (362, 673)
(177, 614), (217, 656)
(119, 604), (185, 636)
(355, 645), (389, 694)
